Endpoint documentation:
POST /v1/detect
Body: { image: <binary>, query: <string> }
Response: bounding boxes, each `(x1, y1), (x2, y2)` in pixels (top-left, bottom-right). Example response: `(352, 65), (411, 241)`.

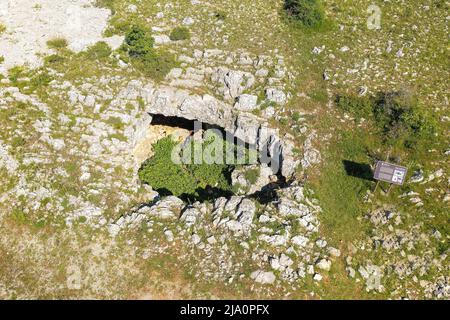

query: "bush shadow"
(342, 160), (374, 181)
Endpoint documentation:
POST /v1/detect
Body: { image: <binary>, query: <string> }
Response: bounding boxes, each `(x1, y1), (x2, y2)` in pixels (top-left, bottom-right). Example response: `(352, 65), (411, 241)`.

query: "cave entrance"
(149, 113), (258, 152)
(150, 114), (200, 132)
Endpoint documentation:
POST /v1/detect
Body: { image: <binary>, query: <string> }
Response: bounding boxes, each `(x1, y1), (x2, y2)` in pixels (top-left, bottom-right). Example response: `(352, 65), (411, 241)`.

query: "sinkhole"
(137, 113), (286, 203)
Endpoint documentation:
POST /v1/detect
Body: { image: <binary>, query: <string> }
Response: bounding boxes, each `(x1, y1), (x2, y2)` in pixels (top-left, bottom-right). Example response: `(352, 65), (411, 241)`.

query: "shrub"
(84, 41), (112, 60)
(284, 0), (325, 27)
(244, 167), (260, 185)
(372, 91), (438, 148)
(169, 27), (191, 41)
(107, 18), (131, 36)
(28, 72), (53, 90)
(0, 23), (6, 34)
(336, 95), (373, 120)
(12, 209), (28, 225)
(44, 54), (65, 65)
(336, 91), (438, 152)
(124, 25), (154, 58)
(292, 111), (301, 122)
(0, 56), (4, 64)
(8, 66), (27, 83)
(133, 49), (177, 81)
(47, 38), (68, 49)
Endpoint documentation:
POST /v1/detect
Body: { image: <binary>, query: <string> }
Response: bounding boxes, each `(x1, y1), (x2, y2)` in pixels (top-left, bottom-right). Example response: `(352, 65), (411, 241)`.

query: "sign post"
(373, 161), (408, 193)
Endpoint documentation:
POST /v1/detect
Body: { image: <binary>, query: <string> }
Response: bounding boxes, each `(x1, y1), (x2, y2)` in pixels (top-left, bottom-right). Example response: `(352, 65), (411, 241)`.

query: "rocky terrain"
(0, 0), (448, 299)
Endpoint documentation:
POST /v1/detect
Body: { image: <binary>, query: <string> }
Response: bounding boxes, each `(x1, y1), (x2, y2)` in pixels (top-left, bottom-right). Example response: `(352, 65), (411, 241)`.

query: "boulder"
(250, 270), (276, 285)
(316, 259), (332, 271)
(313, 273), (323, 281)
(234, 94), (258, 112)
(410, 170), (424, 183)
(144, 196), (184, 219)
(291, 235), (309, 247)
(235, 198), (256, 234)
(258, 234), (288, 247)
(180, 206), (201, 226)
(183, 17), (195, 25)
(265, 88), (287, 105)
(211, 68), (255, 101)
(278, 198), (310, 217)
(153, 34), (171, 45)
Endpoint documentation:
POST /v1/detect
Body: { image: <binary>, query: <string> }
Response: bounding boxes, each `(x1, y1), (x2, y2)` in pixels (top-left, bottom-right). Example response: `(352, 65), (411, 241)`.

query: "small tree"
(124, 25), (154, 57)
(284, 0), (325, 27)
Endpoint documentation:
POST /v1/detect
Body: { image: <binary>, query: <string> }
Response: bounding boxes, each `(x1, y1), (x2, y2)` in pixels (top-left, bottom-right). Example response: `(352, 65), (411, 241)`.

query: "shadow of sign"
(342, 160), (374, 181)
